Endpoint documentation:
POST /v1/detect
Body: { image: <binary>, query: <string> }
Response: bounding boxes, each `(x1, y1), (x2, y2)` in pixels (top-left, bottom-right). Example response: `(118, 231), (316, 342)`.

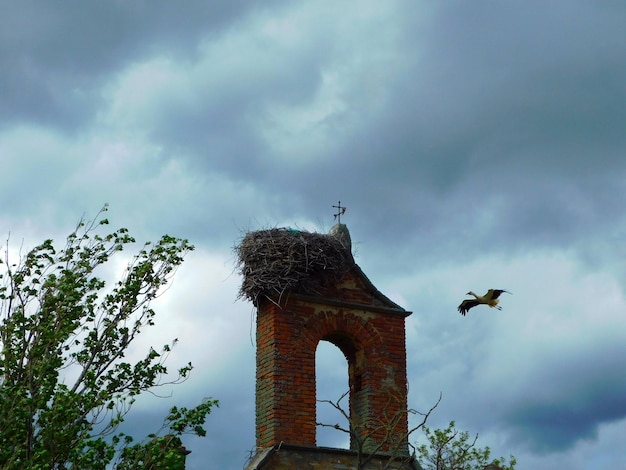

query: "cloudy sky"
(2, 1), (626, 468)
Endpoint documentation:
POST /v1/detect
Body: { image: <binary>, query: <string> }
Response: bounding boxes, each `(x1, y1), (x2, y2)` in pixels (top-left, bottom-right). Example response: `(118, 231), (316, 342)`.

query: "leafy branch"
(0, 206), (217, 469)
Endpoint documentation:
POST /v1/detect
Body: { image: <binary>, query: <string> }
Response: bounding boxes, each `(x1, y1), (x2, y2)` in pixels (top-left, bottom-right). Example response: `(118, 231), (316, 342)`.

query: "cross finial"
(332, 201), (346, 224)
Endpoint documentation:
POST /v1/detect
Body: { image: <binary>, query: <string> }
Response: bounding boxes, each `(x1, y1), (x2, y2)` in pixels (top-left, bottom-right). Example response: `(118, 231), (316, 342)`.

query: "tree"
(416, 421), (517, 470)
(317, 393), (517, 470)
(317, 390), (441, 469)
(0, 207), (217, 469)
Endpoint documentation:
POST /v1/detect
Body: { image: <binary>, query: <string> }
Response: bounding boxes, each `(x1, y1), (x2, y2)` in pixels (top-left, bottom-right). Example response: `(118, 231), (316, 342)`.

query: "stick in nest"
(234, 228), (353, 304)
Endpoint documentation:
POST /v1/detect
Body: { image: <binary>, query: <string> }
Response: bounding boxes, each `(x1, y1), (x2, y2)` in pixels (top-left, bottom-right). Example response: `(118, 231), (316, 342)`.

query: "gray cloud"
(3, 1), (626, 469)
(0, 0), (288, 130)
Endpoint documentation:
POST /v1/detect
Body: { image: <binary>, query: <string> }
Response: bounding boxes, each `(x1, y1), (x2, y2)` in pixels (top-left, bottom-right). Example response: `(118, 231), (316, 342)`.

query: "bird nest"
(235, 228), (354, 304)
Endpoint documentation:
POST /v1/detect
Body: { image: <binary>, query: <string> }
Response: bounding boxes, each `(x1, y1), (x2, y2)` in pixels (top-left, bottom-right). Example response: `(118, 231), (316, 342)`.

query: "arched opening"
(315, 339), (350, 448)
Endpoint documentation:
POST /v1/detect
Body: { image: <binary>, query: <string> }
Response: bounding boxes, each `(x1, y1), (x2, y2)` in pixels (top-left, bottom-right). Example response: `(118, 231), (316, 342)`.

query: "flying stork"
(457, 289), (511, 316)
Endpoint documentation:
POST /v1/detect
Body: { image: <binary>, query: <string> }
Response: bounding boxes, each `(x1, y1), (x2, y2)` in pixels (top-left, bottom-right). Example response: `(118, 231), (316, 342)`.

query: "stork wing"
(489, 289), (510, 299)
(458, 299), (479, 316)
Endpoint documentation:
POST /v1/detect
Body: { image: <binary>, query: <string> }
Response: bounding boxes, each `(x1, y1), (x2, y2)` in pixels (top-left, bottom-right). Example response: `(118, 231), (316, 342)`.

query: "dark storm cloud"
(471, 307), (626, 453)
(364, 3), (626, 181)
(509, 383), (626, 452)
(0, 0), (286, 130)
(399, 0), (626, 157)
(319, 1), (626, 256)
(133, 0), (626, 261)
(490, 319), (626, 454)
(146, 52), (328, 179)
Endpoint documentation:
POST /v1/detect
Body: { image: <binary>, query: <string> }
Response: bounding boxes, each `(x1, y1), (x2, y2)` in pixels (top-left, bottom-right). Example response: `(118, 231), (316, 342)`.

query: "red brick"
(253, 266), (412, 456)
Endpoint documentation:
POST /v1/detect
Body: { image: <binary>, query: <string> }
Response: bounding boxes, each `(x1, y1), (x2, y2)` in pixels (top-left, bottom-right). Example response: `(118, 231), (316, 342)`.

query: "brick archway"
(305, 309), (390, 451)
(255, 290), (410, 454)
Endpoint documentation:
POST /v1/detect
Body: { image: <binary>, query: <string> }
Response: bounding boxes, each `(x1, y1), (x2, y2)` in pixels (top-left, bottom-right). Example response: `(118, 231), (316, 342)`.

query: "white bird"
(458, 289), (511, 316)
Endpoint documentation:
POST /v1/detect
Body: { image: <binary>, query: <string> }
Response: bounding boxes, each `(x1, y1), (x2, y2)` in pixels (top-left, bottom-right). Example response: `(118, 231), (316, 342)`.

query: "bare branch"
(317, 389), (440, 470)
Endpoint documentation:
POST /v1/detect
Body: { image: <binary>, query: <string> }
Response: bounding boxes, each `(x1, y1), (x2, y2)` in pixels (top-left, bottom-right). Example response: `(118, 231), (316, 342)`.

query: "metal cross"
(332, 201), (346, 223)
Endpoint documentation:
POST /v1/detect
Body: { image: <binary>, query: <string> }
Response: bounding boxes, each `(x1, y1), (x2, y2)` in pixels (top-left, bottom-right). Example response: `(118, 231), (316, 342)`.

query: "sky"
(2, 1), (626, 469)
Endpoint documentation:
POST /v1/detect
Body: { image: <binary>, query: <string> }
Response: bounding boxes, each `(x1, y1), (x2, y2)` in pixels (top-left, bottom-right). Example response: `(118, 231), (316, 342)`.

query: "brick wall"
(247, 444), (421, 470)
(254, 268), (411, 456)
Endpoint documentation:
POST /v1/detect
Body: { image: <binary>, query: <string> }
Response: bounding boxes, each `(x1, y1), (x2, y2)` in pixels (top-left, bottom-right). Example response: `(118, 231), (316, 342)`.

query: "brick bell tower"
(237, 221), (419, 469)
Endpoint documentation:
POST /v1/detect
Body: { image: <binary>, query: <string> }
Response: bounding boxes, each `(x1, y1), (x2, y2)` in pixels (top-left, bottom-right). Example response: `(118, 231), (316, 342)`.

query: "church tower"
(237, 222), (419, 469)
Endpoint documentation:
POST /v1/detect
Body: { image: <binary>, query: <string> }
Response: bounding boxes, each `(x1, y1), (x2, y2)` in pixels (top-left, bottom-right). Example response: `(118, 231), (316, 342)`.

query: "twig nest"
(235, 227), (354, 304)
